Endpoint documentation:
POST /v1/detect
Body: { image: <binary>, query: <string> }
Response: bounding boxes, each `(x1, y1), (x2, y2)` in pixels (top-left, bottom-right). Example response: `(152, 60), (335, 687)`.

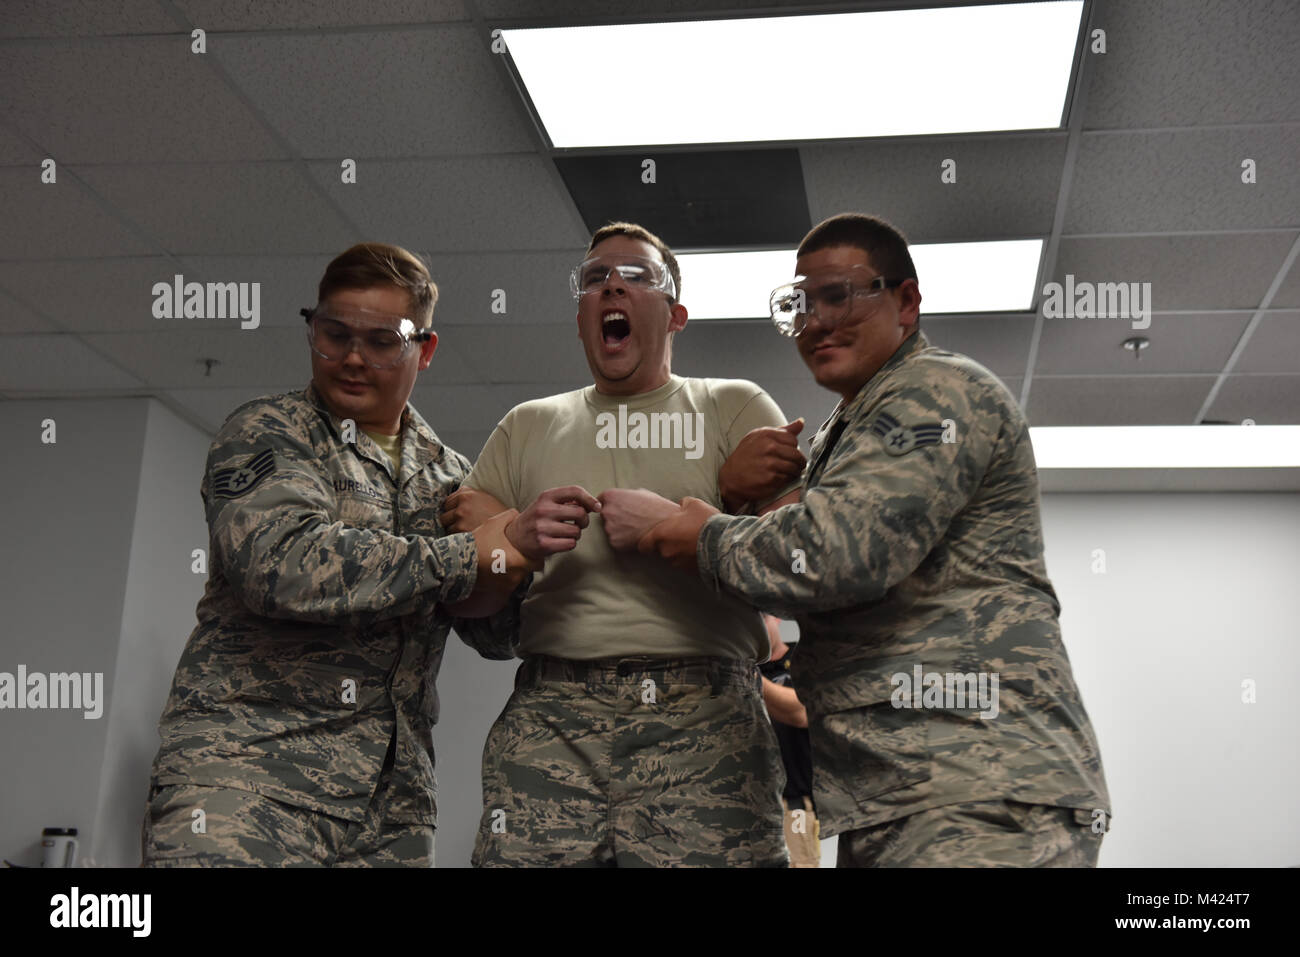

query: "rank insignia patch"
(212, 449), (275, 498)
(870, 411), (945, 456)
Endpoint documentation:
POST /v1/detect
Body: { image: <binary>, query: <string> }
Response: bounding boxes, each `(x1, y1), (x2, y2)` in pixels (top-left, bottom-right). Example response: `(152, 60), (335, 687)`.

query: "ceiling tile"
(1066, 127), (1300, 233)
(215, 26), (533, 158)
(0, 169), (154, 259)
(0, 1), (177, 37)
(1026, 375), (1216, 425)
(173, 0), (466, 30)
(181, 255), (332, 328)
(0, 124), (43, 166)
(802, 134), (1066, 242)
(1204, 374), (1300, 424)
(920, 315), (1035, 377)
(77, 163), (358, 255)
(1034, 312), (1252, 375)
(0, 334), (143, 390)
(1083, 0), (1300, 128)
(0, 257), (176, 332)
(1271, 251), (1300, 308)
(422, 251), (579, 326)
(1052, 233), (1298, 311)
(2, 37), (287, 163)
(305, 157), (586, 252)
(1233, 310), (1300, 373)
(83, 326), (310, 389)
(479, 0), (901, 21)
(437, 323), (592, 386)
(558, 150), (810, 247)
(670, 321), (812, 384)
(0, 287), (55, 333)
(82, 323), (492, 390)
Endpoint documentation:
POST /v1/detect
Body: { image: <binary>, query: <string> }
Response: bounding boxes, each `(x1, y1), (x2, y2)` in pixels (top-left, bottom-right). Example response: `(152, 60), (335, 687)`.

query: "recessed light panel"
(502, 2), (1084, 147)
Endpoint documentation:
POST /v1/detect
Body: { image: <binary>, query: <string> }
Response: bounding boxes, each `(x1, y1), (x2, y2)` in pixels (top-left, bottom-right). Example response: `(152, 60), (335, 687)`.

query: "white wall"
(0, 398), (147, 866)
(91, 400), (211, 867)
(0, 398), (210, 867)
(1040, 492), (1300, 867)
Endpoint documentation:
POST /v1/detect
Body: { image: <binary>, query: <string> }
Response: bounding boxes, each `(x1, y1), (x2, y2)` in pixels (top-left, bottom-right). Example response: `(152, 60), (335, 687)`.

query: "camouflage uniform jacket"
(151, 385), (520, 825)
(697, 332), (1110, 837)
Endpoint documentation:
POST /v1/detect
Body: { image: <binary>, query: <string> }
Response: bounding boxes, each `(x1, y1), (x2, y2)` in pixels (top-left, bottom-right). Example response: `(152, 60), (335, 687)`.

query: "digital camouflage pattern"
(836, 801), (1100, 867)
(146, 384), (524, 851)
(697, 331), (1111, 840)
(473, 656), (789, 867)
(142, 765), (435, 867)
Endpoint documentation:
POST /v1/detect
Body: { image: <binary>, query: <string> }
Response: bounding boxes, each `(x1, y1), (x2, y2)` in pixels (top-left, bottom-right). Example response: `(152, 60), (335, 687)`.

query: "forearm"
(223, 519), (478, 622)
(762, 678), (808, 728)
(697, 490), (932, 615)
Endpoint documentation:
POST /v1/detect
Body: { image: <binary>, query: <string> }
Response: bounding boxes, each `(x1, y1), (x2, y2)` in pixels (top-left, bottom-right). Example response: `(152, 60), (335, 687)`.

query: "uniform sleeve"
(460, 417), (518, 509)
(206, 409), (478, 623)
(450, 580), (530, 660)
(450, 412), (528, 657)
(698, 371), (1000, 615)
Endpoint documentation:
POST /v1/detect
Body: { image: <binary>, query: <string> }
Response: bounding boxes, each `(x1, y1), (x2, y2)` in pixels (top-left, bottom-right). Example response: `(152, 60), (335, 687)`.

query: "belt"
(516, 654), (759, 697)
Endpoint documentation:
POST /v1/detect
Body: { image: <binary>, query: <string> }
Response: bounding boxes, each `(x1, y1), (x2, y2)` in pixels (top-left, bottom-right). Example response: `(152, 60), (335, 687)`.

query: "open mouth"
(602, 310), (631, 346)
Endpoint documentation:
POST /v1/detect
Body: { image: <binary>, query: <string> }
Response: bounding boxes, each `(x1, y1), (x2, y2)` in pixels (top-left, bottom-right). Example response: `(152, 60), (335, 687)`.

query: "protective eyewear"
(301, 305), (433, 370)
(769, 270), (907, 337)
(569, 255), (677, 301)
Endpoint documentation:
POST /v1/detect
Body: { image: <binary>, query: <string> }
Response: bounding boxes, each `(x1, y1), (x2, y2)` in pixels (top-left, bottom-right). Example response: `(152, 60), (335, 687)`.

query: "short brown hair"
(317, 242), (438, 328)
(798, 214), (918, 284)
(586, 221), (681, 303)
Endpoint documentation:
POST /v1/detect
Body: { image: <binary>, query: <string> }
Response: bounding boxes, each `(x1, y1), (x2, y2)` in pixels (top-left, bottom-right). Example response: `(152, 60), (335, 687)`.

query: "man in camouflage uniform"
(440, 222), (805, 866)
(607, 214), (1111, 867)
(141, 243), (540, 867)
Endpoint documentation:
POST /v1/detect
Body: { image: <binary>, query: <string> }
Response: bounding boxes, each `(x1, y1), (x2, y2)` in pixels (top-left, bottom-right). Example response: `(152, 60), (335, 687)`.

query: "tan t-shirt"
(465, 375), (792, 661)
(363, 429), (402, 477)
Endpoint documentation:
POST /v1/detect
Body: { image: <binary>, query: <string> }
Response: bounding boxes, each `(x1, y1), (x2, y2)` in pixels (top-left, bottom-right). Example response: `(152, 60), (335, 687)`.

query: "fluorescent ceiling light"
(678, 239), (1042, 319)
(501, 1), (1083, 147)
(1031, 426), (1300, 469)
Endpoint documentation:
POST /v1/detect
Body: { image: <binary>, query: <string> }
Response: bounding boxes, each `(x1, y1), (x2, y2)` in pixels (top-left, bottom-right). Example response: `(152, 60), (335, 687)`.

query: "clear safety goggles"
(569, 255), (677, 301)
(769, 269), (906, 337)
(301, 305), (433, 369)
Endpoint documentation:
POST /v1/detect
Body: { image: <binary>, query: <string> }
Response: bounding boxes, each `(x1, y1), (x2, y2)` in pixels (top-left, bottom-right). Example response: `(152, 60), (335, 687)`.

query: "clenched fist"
(597, 488), (680, 551)
(718, 419), (806, 512)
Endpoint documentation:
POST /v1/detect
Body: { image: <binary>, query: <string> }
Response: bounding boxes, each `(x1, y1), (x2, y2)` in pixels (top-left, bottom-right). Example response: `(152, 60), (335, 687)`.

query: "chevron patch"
(212, 448), (276, 498)
(870, 412), (946, 456)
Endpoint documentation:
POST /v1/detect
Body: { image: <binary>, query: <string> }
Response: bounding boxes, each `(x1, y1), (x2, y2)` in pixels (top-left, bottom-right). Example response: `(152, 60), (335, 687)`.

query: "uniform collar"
(304, 383), (444, 485)
(835, 329), (929, 424)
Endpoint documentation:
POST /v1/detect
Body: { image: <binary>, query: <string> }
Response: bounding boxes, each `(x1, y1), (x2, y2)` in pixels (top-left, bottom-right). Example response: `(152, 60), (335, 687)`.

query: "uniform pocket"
(811, 698), (931, 810)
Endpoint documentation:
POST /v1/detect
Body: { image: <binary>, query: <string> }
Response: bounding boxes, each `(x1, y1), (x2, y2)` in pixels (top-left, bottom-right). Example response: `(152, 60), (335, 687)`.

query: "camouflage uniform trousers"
(836, 801), (1103, 867)
(473, 655), (789, 867)
(140, 736), (434, 867)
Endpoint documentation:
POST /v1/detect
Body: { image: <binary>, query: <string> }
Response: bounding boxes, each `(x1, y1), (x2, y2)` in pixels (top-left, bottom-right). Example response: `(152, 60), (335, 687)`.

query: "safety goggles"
(569, 255), (677, 301)
(300, 305), (433, 370)
(769, 270), (907, 337)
